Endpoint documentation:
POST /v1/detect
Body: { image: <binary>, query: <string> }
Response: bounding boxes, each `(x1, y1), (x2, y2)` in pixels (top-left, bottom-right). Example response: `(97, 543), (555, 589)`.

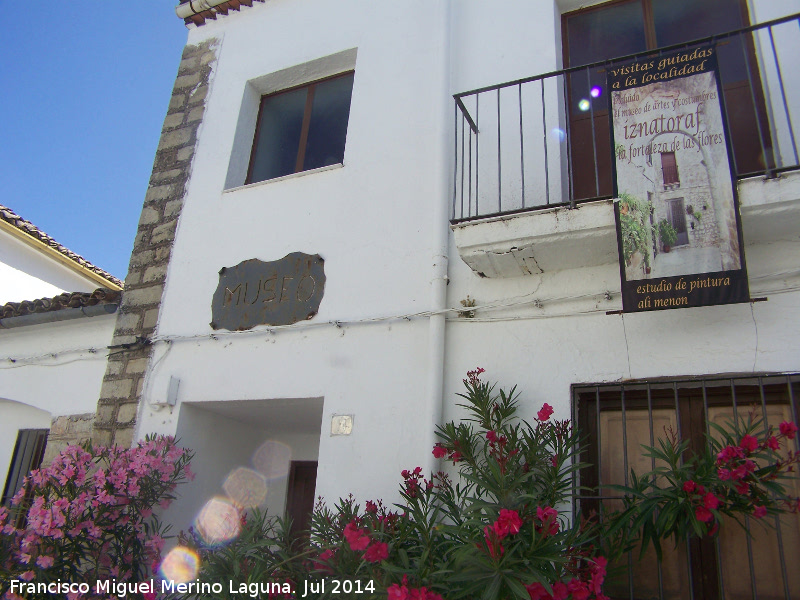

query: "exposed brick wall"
(43, 413), (94, 465)
(90, 39), (218, 448)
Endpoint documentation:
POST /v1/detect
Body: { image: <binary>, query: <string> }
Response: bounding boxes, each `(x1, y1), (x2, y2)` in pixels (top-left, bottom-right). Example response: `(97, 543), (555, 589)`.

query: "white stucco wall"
(0, 316), (116, 417)
(0, 314), (116, 489)
(0, 230), (101, 304)
(135, 0), (800, 523)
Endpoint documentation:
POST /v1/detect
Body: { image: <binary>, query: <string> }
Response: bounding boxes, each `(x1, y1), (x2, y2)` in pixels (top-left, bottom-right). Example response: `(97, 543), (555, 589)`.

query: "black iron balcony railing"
(452, 13), (800, 222)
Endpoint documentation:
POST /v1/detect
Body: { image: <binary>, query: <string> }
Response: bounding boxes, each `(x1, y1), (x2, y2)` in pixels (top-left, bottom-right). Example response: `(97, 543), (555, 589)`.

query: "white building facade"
(0, 205), (121, 505)
(100, 1), (800, 597)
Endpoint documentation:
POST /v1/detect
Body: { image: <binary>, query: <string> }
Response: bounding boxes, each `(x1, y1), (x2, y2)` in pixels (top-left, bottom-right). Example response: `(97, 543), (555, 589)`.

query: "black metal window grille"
(572, 373), (800, 600)
(452, 13), (800, 222)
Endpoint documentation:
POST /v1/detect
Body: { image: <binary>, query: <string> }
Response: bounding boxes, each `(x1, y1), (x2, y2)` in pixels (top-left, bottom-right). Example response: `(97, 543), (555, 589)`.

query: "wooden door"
(286, 460), (318, 538)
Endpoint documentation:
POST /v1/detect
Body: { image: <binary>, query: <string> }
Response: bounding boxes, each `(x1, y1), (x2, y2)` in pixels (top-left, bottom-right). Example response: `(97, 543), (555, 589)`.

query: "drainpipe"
(424, 0), (452, 477)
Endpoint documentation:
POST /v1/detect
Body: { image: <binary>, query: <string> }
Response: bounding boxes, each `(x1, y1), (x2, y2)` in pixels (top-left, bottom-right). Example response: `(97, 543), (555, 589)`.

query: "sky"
(3, 2), (190, 280)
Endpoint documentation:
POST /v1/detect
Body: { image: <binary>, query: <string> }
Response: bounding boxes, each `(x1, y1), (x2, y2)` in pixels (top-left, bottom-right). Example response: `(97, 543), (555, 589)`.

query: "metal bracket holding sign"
(211, 252), (326, 331)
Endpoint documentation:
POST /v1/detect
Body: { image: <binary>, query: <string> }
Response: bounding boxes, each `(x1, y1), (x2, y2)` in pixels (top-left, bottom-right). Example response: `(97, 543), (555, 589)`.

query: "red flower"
(740, 434), (759, 453)
(364, 541), (389, 563)
(525, 582), (551, 600)
(695, 506), (713, 522)
(550, 582), (569, 600)
(718, 445), (744, 463)
(767, 436), (781, 451)
(753, 505), (767, 519)
(432, 445), (447, 459)
(536, 506), (559, 536)
(537, 403), (554, 422)
(486, 430), (499, 444)
(703, 492), (720, 510)
(343, 521), (370, 551)
(492, 508), (523, 539)
(483, 526), (505, 559)
(780, 421), (798, 437)
(735, 481), (750, 495)
(682, 480), (696, 493)
(409, 587), (444, 600)
(567, 579), (590, 600)
(388, 582), (410, 600)
(717, 468), (731, 481)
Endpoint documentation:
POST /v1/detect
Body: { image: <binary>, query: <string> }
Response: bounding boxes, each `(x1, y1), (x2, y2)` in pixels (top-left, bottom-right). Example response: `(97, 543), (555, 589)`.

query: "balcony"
(451, 14), (800, 278)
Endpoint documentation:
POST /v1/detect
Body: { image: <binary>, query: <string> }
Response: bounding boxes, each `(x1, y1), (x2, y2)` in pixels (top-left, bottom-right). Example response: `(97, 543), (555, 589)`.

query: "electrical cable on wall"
(2, 275), (797, 367)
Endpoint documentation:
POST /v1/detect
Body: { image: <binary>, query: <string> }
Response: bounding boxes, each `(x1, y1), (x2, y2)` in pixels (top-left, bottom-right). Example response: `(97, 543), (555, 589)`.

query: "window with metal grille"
(246, 71), (354, 184)
(573, 374), (800, 600)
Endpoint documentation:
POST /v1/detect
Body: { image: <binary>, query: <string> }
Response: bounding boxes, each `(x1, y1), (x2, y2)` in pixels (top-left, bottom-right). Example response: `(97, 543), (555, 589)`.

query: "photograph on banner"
(608, 45), (749, 312)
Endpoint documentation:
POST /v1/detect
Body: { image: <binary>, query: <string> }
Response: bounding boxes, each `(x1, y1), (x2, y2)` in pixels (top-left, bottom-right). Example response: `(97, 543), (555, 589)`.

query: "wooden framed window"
(562, 0), (770, 202)
(246, 72), (354, 184)
(2, 429), (48, 527)
(660, 151), (679, 186)
(574, 375), (800, 600)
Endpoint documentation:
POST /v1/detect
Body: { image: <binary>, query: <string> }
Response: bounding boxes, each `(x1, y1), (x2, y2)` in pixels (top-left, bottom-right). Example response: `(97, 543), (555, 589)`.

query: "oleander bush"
(0, 435), (193, 600)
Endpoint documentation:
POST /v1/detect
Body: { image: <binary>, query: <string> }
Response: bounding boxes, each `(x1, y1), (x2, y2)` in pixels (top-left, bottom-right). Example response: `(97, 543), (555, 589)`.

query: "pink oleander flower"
(493, 508), (523, 539)
(695, 506), (713, 523)
(343, 521), (370, 551)
(536, 506), (559, 536)
(740, 434), (759, 453)
(767, 436), (781, 451)
(550, 581), (569, 600)
(567, 578), (591, 600)
(525, 582), (549, 600)
(36, 555), (54, 568)
(364, 541), (389, 563)
(718, 445), (744, 463)
(432, 445), (447, 459)
(683, 480), (696, 493)
(753, 505), (768, 519)
(387, 581), (410, 600)
(780, 421), (798, 437)
(537, 403), (554, 422)
(703, 492), (720, 510)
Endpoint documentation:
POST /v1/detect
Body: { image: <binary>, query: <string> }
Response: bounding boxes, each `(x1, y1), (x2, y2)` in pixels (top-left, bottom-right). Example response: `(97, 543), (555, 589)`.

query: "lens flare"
(223, 467), (268, 508)
(578, 98), (591, 112)
(252, 440), (292, 480)
(159, 547), (199, 584)
(590, 86), (602, 98)
(195, 497), (242, 546)
(550, 128), (566, 142)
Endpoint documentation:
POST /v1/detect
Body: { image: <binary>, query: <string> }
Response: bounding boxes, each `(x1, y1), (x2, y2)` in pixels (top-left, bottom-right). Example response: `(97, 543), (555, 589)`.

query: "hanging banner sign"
(607, 45), (749, 312)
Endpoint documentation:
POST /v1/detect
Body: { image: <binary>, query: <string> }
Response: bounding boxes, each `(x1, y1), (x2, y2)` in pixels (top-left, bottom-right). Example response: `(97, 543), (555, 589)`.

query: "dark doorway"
(285, 460), (318, 538)
(667, 198), (689, 246)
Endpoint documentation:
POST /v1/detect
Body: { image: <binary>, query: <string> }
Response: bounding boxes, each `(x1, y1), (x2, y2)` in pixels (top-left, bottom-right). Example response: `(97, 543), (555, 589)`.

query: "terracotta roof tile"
(0, 204), (123, 289)
(178, 0), (264, 27)
(1, 288), (122, 319)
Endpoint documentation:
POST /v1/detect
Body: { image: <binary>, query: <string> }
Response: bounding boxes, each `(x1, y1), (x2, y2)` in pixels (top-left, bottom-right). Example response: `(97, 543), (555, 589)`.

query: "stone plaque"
(211, 253), (325, 331)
